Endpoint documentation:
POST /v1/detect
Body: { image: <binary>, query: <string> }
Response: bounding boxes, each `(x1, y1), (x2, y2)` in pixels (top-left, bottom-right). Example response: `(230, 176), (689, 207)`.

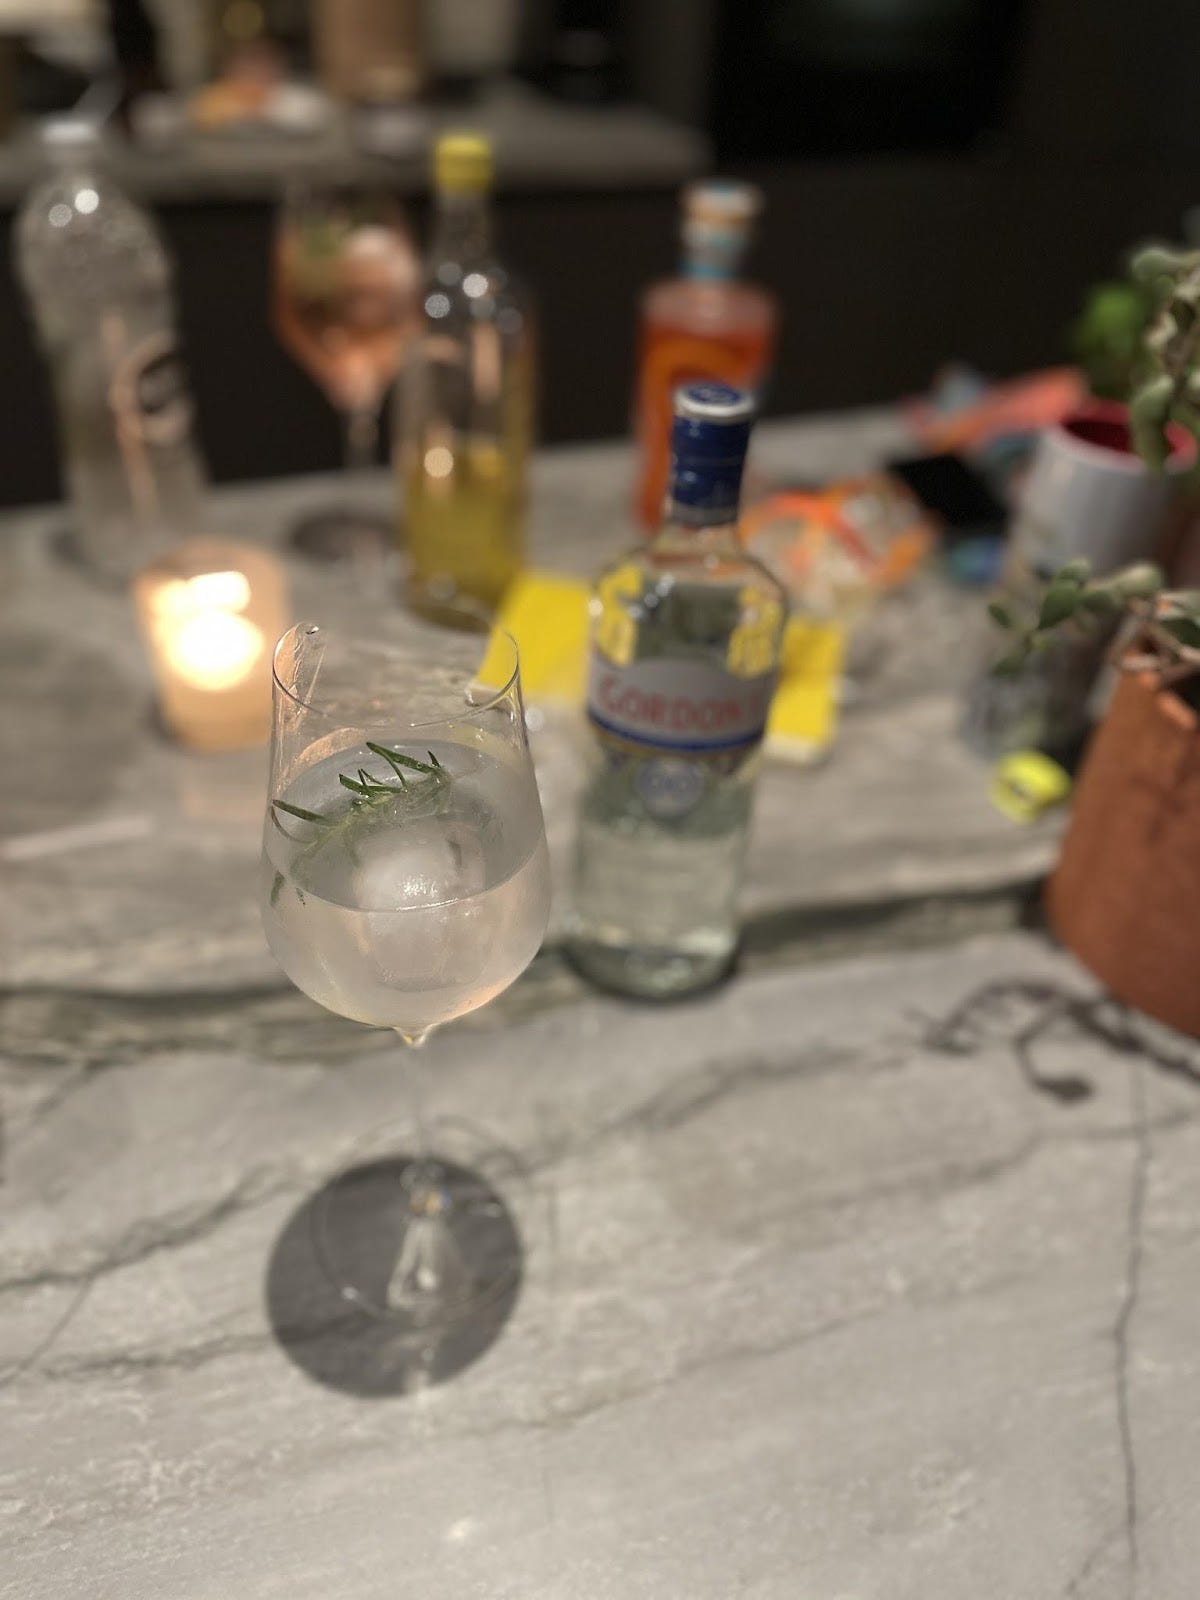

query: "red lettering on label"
(595, 668), (767, 742)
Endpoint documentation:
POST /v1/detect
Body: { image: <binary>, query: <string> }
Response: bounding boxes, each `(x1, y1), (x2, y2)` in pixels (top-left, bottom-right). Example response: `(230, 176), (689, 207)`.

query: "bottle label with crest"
(588, 654), (774, 751)
(586, 653), (775, 821)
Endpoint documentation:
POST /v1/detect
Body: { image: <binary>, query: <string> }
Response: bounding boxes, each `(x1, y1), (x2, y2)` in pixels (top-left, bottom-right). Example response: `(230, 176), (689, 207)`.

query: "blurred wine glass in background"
(273, 182), (419, 561)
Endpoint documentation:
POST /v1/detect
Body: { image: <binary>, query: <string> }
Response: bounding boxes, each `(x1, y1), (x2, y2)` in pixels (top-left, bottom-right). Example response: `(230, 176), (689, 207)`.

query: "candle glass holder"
(133, 538), (290, 751)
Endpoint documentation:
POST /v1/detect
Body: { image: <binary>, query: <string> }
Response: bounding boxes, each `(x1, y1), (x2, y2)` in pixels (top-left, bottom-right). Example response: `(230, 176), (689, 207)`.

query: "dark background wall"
(1, 0), (1199, 505)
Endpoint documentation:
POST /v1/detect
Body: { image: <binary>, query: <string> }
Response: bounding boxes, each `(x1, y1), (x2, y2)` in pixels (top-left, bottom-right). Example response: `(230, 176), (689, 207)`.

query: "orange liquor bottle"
(633, 181), (777, 530)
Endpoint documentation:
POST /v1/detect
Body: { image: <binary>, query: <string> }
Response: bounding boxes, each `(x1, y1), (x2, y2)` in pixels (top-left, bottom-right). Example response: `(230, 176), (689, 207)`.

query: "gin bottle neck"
(663, 452), (748, 534)
(680, 223), (749, 283)
(653, 509), (742, 553)
(658, 380), (754, 543)
(429, 190), (493, 269)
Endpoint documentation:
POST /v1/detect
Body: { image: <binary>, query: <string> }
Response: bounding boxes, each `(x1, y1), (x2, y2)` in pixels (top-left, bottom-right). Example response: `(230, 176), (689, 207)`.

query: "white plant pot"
(1011, 399), (1196, 578)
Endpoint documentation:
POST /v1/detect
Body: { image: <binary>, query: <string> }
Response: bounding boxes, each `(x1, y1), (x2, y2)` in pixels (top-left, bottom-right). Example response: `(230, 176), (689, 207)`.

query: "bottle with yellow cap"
(398, 132), (534, 620)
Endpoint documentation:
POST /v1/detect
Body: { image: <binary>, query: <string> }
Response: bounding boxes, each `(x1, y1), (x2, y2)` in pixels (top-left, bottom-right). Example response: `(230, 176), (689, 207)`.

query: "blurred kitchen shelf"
(0, 78), (710, 205)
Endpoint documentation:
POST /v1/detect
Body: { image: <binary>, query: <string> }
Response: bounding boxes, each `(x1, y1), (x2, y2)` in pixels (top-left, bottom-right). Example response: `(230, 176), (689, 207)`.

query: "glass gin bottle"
(398, 132), (534, 621)
(15, 120), (206, 579)
(568, 382), (787, 999)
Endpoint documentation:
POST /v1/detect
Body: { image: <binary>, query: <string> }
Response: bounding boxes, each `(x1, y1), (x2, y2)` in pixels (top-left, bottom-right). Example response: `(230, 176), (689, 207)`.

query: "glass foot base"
(312, 1118), (525, 1329)
(290, 506), (394, 564)
(404, 576), (500, 631)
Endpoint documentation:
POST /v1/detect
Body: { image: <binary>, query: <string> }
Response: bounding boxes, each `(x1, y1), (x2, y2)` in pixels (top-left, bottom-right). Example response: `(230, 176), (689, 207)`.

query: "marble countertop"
(0, 416), (1061, 993)
(6, 417), (1197, 1598)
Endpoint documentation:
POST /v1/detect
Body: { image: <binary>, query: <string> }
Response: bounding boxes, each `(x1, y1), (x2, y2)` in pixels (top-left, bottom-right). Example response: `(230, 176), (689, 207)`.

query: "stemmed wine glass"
(272, 182), (419, 561)
(260, 615), (551, 1327)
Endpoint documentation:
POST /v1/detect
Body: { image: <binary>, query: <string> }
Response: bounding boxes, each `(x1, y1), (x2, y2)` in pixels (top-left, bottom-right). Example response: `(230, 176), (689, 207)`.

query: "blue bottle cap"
(669, 382), (755, 522)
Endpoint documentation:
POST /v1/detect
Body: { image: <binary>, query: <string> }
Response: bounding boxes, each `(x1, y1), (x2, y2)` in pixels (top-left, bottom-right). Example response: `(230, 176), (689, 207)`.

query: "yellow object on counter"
(767, 617), (844, 760)
(989, 750), (1072, 823)
(494, 569), (591, 702)
(494, 570), (844, 760)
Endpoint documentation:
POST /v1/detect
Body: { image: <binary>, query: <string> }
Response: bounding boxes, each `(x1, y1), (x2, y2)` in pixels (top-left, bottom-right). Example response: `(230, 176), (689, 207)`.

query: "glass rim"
(270, 618), (522, 732)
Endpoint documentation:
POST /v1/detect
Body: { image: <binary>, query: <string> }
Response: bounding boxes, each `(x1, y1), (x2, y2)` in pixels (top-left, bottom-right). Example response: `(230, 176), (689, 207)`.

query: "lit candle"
(133, 539), (289, 751)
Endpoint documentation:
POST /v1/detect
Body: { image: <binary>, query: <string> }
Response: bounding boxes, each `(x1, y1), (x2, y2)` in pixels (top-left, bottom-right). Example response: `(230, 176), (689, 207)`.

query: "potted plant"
(966, 247), (1200, 762)
(977, 244), (1200, 1034)
(1011, 246), (1200, 580)
(991, 559), (1200, 1035)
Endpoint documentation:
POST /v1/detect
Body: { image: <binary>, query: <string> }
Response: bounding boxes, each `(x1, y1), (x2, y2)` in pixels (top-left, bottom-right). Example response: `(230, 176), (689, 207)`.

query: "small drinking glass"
(261, 615), (551, 1327)
(272, 182), (419, 561)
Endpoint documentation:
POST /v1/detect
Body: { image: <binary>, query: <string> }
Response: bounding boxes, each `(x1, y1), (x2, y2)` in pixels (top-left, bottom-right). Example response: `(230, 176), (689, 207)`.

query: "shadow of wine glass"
(264, 1156), (523, 1398)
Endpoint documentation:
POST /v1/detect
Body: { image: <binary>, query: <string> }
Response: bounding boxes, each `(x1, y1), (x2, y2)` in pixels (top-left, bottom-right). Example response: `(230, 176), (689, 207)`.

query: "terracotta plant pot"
(1047, 666), (1200, 1035)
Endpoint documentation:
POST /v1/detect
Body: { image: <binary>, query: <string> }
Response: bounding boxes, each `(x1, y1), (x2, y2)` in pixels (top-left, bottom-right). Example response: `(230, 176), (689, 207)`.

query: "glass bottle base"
(565, 932), (736, 1001)
(290, 507), (394, 564)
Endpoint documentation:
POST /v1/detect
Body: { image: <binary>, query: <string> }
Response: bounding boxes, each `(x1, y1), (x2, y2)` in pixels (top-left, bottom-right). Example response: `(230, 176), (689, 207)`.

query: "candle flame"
(153, 570), (252, 620)
(165, 609), (264, 691)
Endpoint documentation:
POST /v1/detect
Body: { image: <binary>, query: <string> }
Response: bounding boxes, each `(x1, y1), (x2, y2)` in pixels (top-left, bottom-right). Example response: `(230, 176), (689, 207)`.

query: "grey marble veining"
(5, 415), (1169, 1598)
(4, 931), (1200, 1598)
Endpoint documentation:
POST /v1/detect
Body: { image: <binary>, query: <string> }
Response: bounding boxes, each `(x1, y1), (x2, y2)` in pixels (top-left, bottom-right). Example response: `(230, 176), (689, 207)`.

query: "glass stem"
(398, 1027), (432, 1160)
(387, 1028), (469, 1313)
(344, 404), (380, 476)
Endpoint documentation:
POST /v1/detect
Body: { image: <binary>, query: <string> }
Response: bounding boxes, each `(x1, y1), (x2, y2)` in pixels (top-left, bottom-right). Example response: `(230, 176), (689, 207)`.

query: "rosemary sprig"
(368, 742), (442, 777)
(273, 800), (335, 826)
(268, 743), (451, 906)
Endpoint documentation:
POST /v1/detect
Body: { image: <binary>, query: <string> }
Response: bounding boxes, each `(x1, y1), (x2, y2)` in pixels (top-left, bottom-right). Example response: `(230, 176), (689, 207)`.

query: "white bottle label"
(587, 654), (775, 752)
